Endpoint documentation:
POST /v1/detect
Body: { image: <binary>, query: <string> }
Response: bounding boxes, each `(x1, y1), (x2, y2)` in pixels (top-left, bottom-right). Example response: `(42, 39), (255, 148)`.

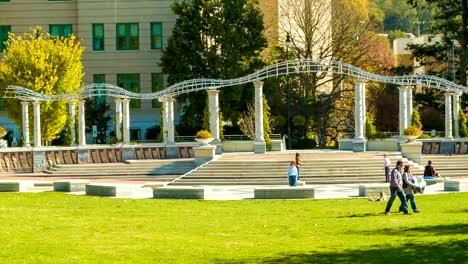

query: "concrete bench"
(358, 184), (389, 197)
(153, 186), (204, 199)
(0, 181), (22, 192)
(85, 183), (133, 197)
(254, 186), (315, 199)
(54, 180), (90, 192)
(143, 182), (167, 188)
(444, 179), (468, 192)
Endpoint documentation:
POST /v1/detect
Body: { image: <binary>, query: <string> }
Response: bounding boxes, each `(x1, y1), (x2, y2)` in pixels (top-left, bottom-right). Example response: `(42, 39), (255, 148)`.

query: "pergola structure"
(4, 58), (468, 153)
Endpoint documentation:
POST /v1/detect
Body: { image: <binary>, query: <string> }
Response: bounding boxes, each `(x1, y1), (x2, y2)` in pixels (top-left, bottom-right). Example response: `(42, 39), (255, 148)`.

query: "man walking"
(385, 160), (409, 215)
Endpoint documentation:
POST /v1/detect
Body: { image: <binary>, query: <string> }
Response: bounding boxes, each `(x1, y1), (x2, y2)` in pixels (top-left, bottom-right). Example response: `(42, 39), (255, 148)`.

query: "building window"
(49, 24), (72, 37)
(151, 73), (164, 108)
(151, 23), (162, 50)
(92, 24), (104, 51)
(0, 0), (10, 3)
(116, 23), (139, 50)
(0, 25), (11, 52)
(93, 74), (106, 107)
(117, 74), (140, 109)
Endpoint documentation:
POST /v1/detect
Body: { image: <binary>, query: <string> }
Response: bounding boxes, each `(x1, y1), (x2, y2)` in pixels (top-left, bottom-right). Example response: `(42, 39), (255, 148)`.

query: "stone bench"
(153, 186), (204, 199)
(254, 186), (315, 199)
(358, 184), (389, 197)
(143, 182), (167, 188)
(85, 183), (133, 197)
(54, 180), (90, 192)
(444, 179), (468, 192)
(0, 181), (22, 192)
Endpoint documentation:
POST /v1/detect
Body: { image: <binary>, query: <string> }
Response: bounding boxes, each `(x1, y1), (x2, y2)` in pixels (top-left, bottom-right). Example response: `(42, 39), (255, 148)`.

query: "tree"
(276, 0), (395, 147)
(0, 27), (84, 144)
(160, 0), (267, 131)
(412, 108), (423, 129)
(407, 0), (468, 87)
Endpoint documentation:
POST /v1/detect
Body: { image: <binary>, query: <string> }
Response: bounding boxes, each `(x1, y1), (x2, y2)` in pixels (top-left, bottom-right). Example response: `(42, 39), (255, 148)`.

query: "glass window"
(117, 74), (140, 108)
(151, 22), (162, 50)
(0, 25), (11, 52)
(0, 1), (10, 3)
(49, 24), (72, 37)
(92, 24), (104, 51)
(151, 73), (164, 108)
(116, 23), (139, 50)
(93, 74), (106, 107)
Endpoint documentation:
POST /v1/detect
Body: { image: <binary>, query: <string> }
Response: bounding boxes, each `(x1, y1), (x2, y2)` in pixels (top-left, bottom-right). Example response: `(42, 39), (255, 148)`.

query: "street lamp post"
(285, 33), (292, 150)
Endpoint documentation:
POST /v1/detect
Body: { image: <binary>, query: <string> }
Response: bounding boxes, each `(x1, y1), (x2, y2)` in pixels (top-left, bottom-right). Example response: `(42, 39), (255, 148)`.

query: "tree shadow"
(349, 223), (468, 237)
(216, 239), (468, 264)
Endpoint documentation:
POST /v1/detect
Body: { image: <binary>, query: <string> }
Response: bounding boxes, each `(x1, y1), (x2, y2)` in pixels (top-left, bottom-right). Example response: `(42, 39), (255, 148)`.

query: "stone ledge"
(0, 181), (21, 192)
(444, 179), (468, 192)
(153, 186), (204, 199)
(254, 186), (315, 199)
(85, 183), (133, 197)
(358, 184), (389, 197)
(54, 180), (90, 192)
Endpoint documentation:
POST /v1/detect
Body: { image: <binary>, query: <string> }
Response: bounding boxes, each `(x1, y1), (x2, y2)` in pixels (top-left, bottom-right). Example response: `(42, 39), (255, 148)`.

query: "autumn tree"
(0, 27), (84, 144)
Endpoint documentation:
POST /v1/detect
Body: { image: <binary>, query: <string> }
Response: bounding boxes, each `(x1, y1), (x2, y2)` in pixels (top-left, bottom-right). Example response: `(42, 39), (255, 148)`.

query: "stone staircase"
(43, 159), (195, 182)
(169, 152), (421, 186)
(421, 155), (468, 178)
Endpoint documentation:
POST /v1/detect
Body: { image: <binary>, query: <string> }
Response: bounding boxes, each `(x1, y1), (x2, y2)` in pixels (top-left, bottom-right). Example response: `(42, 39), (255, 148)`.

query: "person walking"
(295, 153), (303, 180)
(401, 165), (420, 213)
(385, 160), (409, 215)
(287, 161), (298, 187)
(383, 153), (391, 182)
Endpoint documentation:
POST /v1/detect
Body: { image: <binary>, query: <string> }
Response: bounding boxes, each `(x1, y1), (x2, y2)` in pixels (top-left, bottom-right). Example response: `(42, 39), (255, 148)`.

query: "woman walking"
(401, 165), (420, 213)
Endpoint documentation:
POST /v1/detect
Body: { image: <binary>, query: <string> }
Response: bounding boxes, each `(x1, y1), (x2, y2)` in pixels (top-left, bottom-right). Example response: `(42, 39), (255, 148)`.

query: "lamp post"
(285, 33), (292, 150)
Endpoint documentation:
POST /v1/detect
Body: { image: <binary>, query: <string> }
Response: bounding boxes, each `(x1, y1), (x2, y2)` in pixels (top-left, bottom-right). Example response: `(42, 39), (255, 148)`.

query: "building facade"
(0, 0), (176, 144)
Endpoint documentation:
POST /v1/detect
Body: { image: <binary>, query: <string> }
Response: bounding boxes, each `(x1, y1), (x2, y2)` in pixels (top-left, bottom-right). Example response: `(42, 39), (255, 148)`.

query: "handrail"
(4, 58), (467, 102)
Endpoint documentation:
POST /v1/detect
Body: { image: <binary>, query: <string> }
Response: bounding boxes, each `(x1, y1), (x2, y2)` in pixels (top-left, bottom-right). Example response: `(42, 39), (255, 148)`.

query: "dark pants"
(385, 187), (408, 213)
(297, 167), (301, 180)
(385, 166), (390, 182)
(288, 176), (297, 187)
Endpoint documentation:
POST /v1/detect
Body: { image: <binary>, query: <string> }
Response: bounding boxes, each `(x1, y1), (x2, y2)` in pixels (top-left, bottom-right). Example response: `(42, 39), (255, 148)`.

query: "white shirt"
(288, 166), (298, 177)
(384, 157), (391, 167)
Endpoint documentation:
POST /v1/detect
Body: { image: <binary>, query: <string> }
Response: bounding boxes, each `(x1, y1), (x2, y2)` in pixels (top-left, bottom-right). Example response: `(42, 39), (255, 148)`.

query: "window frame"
(116, 23), (139, 50)
(150, 22), (163, 50)
(117, 74), (141, 109)
(0, 25), (11, 52)
(49, 24), (73, 37)
(92, 23), (104, 51)
(151, 73), (164, 108)
(93, 74), (106, 107)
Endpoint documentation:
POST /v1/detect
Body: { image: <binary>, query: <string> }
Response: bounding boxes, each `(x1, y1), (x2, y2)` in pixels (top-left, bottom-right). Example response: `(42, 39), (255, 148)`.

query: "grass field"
(0, 192), (466, 263)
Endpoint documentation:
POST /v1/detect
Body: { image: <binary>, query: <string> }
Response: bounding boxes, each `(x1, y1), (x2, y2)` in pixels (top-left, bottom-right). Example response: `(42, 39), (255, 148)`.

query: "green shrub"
(404, 125), (422, 136)
(412, 108), (423, 129)
(418, 134), (430, 139)
(196, 129), (212, 139)
(0, 126), (7, 138)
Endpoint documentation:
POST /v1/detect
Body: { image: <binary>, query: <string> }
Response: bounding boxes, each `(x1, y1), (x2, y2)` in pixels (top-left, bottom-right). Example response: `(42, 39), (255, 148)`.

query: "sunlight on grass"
(0, 192), (466, 263)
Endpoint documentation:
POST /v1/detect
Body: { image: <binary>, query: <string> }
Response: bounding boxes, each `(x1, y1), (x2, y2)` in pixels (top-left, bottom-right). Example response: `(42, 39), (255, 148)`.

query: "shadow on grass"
(351, 223), (468, 237)
(217, 239), (468, 264)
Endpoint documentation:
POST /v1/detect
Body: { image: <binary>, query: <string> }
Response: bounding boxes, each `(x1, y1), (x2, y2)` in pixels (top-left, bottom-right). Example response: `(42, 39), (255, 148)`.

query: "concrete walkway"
(1, 179), (458, 200)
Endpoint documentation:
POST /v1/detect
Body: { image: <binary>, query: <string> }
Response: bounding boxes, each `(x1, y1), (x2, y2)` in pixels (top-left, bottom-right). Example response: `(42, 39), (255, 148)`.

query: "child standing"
(288, 161), (298, 187)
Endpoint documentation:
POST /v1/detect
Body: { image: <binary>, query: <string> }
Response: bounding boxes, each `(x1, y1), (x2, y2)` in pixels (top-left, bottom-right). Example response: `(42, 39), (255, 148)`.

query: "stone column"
(21, 102), (30, 147)
(445, 92), (453, 139)
(78, 100), (86, 146)
(253, 80), (266, 154)
(166, 97), (175, 145)
(353, 80), (366, 152)
(159, 97), (168, 144)
(406, 87), (413, 127)
(207, 89), (221, 153)
(115, 98), (122, 141)
(122, 99), (130, 144)
(69, 100), (76, 145)
(453, 91), (461, 138)
(398, 86), (408, 142)
(32, 101), (41, 147)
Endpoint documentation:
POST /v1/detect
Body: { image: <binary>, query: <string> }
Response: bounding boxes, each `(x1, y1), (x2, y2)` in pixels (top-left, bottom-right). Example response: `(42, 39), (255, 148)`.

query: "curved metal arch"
(4, 58), (468, 102)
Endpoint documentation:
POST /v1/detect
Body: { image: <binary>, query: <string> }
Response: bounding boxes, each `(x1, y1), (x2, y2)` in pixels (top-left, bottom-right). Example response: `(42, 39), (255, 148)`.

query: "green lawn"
(0, 192), (466, 264)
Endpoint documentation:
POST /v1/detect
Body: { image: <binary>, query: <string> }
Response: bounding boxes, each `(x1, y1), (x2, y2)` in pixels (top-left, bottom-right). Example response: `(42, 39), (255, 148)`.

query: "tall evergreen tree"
(160, 0), (267, 131)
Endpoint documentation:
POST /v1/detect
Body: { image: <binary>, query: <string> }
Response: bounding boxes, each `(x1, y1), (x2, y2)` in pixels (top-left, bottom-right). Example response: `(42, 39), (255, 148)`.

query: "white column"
(21, 102), (30, 147)
(167, 97), (175, 144)
(445, 92), (453, 139)
(122, 99), (130, 144)
(398, 86), (408, 141)
(115, 99), (122, 141)
(406, 87), (413, 127)
(69, 100), (76, 145)
(78, 100), (86, 146)
(453, 91), (461, 138)
(254, 80), (264, 142)
(354, 81), (365, 140)
(159, 97), (168, 143)
(207, 89), (220, 143)
(32, 101), (41, 147)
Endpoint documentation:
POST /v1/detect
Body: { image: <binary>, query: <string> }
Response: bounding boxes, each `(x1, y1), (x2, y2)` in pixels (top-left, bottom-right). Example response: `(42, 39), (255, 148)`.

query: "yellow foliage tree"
(0, 27), (84, 144)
